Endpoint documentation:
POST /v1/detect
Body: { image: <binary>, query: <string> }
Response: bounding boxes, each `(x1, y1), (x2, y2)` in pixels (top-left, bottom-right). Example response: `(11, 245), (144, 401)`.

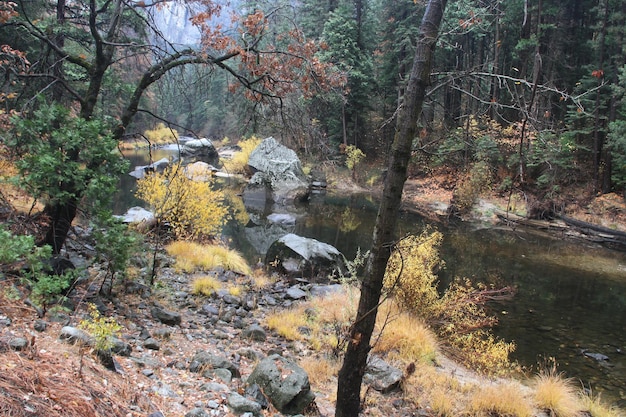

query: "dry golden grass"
(429, 386), (459, 416)
(534, 369), (582, 417)
(265, 286), (358, 352)
(299, 355), (340, 386)
(191, 275), (222, 296)
(401, 363), (470, 415)
(228, 285), (242, 296)
(470, 381), (534, 417)
(165, 241), (251, 275)
(373, 300), (438, 365)
(581, 392), (625, 417)
(249, 270), (276, 289)
(310, 286), (359, 325)
(266, 308), (309, 340)
(205, 274), (626, 417)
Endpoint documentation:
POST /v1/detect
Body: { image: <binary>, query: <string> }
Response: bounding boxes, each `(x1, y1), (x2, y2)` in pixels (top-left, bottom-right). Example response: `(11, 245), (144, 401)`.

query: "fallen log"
(494, 208), (567, 230)
(494, 208), (626, 251)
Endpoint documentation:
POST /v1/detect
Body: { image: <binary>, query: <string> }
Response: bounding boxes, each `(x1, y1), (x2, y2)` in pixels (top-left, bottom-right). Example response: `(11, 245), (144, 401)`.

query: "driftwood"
(495, 208), (626, 251)
(494, 209), (567, 230)
(558, 214), (626, 249)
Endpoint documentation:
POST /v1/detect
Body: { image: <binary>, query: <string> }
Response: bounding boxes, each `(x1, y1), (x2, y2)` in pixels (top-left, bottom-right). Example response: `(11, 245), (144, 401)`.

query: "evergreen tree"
(318, 1), (375, 149)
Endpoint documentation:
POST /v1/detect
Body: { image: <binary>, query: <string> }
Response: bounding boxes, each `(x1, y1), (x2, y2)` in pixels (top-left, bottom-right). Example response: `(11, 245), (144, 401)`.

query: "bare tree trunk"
(334, 1), (447, 416)
(593, 0), (608, 192)
(490, 1), (501, 120)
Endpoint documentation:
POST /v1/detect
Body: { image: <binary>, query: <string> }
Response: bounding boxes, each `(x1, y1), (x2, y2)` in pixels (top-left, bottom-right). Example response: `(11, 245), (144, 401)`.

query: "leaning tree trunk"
(334, 1), (447, 416)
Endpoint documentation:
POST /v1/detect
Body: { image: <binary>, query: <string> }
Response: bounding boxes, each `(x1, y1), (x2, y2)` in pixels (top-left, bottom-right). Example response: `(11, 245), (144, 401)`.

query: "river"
(117, 147), (626, 406)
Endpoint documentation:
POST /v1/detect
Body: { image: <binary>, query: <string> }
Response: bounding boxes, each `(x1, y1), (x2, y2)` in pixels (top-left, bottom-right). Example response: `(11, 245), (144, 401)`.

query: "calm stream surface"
(117, 148), (626, 406)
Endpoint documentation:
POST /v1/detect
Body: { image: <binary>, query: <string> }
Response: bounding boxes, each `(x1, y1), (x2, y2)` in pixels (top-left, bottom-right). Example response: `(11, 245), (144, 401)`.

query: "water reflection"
(439, 228), (626, 402)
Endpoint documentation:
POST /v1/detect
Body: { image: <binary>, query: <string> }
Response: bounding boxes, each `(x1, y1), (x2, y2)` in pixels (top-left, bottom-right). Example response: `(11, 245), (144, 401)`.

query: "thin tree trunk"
(490, 1), (501, 120)
(518, 0), (542, 184)
(593, 0), (608, 192)
(334, 1), (447, 416)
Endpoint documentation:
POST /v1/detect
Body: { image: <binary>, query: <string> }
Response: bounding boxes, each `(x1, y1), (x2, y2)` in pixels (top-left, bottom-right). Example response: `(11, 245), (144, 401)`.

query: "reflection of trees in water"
(340, 208), (361, 233)
(299, 194), (377, 257)
(223, 188), (249, 226)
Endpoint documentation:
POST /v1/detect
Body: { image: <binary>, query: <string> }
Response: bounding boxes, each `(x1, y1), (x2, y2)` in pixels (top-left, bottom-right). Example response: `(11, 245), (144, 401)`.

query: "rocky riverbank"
(1, 251), (448, 417)
(1, 166), (625, 416)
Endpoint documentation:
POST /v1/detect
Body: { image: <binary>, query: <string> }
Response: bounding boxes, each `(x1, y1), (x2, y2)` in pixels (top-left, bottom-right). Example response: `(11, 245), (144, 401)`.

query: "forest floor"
(1, 168), (625, 417)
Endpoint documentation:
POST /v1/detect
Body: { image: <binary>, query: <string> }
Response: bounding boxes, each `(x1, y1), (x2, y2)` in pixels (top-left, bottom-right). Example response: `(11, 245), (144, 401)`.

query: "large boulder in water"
(129, 157), (171, 179)
(245, 137), (309, 204)
(180, 138), (218, 158)
(265, 233), (345, 280)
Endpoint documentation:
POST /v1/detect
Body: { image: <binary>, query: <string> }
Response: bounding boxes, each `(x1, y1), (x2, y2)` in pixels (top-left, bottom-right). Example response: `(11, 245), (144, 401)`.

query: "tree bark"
(334, 1), (447, 416)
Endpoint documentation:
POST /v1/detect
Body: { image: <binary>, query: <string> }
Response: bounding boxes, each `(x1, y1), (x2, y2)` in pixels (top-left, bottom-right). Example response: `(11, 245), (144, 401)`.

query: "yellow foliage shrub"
(220, 136), (262, 174)
(135, 163), (228, 239)
(144, 123), (178, 145)
(345, 145), (365, 171)
(165, 241), (251, 275)
(384, 231), (444, 317)
(79, 304), (122, 352)
(383, 230), (516, 375)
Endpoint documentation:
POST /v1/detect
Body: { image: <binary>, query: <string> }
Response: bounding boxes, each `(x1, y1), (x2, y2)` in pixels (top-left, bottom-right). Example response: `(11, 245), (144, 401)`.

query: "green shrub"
(0, 225), (74, 310)
(92, 212), (141, 295)
(9, 103), (128, 215)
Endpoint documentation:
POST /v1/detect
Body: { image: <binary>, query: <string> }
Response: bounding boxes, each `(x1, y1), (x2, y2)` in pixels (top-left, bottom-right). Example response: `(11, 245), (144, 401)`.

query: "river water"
(117, 148), (626, 406)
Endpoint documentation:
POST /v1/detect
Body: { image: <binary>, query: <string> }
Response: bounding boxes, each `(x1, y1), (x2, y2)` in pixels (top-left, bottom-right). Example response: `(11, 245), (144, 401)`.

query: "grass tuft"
(581, 392), (624, 417)
(266, 308), (309, 340)
(299, 355), (340, 386)
(373, 300), (438, 365)
(191, 275), (221, 296)
(250, 270), (275, 290)
(470, 381), (534, 417)
(165, 241), (251, 275)
(228, 285), (242, 297)
(534, 368), (581, 417)
(430, 386), (459, 416)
